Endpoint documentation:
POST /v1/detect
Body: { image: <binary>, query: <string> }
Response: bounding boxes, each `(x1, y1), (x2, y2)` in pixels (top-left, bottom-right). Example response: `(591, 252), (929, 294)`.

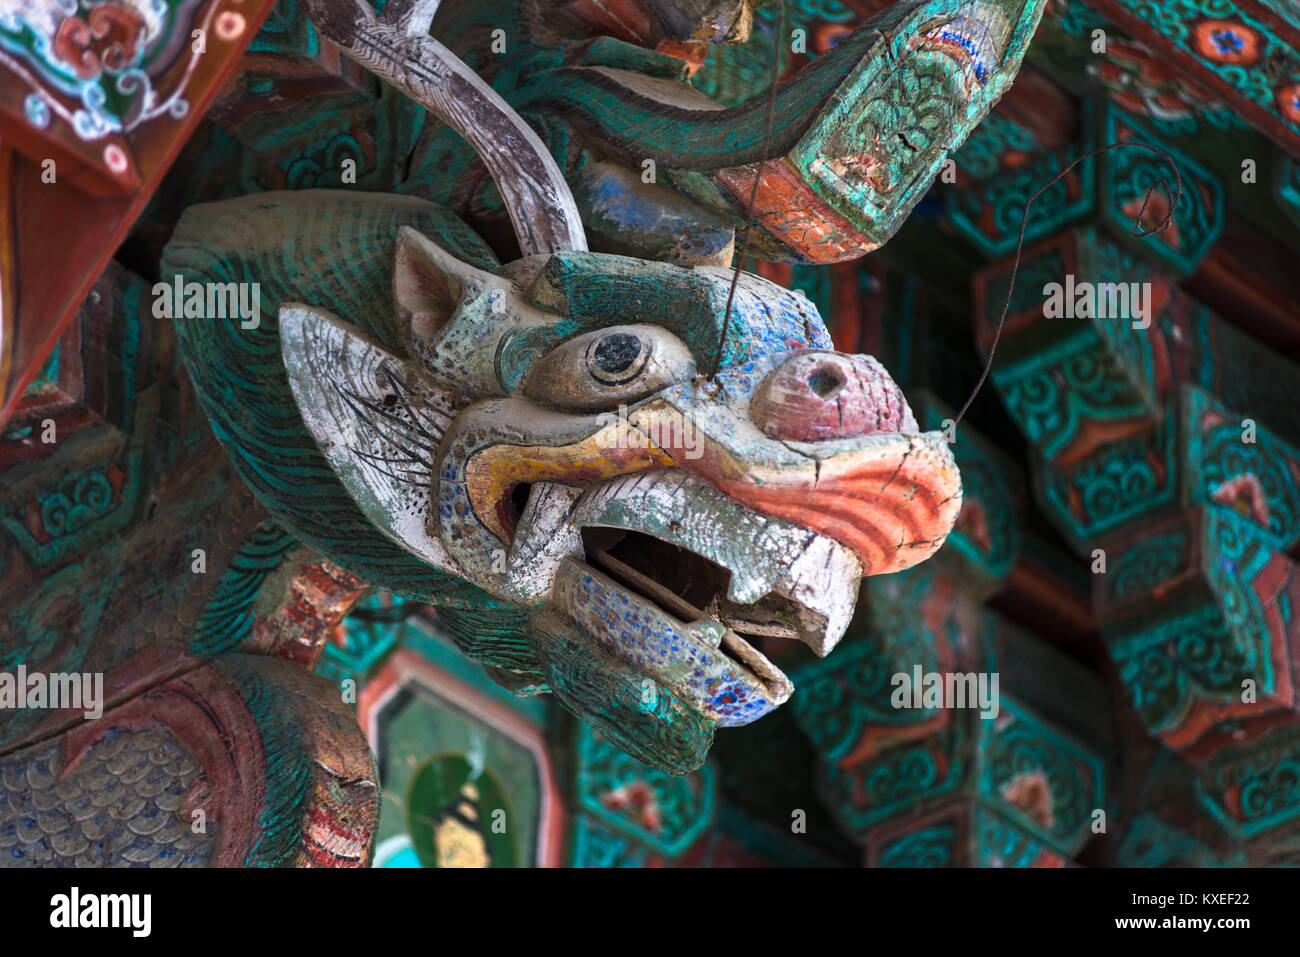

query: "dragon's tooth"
(726, 575), (771, 606)
(777, 536), (863, 657)
(686, 617), (725, 650)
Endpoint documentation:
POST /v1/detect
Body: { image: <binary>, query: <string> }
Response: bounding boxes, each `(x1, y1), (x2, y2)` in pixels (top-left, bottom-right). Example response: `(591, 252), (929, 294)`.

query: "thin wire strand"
(710, 0), (785, 381)
(951, 140), (1183, 426)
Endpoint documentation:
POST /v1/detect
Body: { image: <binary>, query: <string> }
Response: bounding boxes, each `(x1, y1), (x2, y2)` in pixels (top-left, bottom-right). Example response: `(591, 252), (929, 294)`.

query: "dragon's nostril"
(752, 351), (917, 441)
(807, 366), (845, 399)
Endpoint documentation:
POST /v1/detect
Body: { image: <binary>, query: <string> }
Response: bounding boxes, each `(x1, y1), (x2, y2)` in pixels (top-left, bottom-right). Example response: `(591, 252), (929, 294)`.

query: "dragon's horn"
(302, 0), (588, 255)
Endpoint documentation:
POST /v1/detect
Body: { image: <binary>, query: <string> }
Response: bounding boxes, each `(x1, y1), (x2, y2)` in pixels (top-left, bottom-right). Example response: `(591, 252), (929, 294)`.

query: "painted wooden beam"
(0, 0), (278, 427)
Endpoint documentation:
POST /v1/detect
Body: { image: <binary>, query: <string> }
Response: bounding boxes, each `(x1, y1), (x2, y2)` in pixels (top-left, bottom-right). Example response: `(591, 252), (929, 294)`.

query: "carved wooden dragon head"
(159, 0), (1052, 773)
(275, 235), (960, 771)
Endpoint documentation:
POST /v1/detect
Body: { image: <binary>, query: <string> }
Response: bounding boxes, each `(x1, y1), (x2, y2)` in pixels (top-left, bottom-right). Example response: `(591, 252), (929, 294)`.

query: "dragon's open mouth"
(546, 468), (867, 726)
(581, 526), (797, 689)
(586, 528), (813, 642)
(558, 551), (795, 723)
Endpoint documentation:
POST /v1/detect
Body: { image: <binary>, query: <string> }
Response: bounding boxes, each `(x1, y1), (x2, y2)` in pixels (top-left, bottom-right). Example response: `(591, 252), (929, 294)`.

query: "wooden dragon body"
(0, 0), (1048, 864)
(408, 0), (1049, 264)
(160, 0), (1051, 773)
(166, 189), (961, 772)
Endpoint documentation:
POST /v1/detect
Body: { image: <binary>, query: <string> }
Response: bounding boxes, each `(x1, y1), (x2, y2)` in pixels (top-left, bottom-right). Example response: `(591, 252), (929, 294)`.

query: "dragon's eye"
(524, 324), (694, 411)
(588, 332), (647, 385)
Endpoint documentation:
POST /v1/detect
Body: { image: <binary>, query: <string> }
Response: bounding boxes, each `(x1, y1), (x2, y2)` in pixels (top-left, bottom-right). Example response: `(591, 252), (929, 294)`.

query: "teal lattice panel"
(1196, 724), (1300, 844)
(947, 95), (1224, 277)
(790, 562), (1108, 857)
(1099, 104), (1224, 276)
(573, 724), (717, 860)
(817, 688), (1105, 858)
(952, 109), (1050, 181)
(1027, 378), (1300, 557)
(975, 698), (1107, 857)
(1119, 743), (1297, 865)
(1181, 385), (1300, 555)
(1098, 506), (1300, 759)
(1035, 413), (1177, 553)
(946, 99), (1097, 258)
(791, 562), (976, 766)
(865, 798), (1078, 866)
(975, 228), (1300, 491)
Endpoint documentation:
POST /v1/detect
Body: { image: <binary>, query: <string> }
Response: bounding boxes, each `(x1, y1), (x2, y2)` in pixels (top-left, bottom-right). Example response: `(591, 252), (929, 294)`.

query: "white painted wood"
(280, 302), (465, 576)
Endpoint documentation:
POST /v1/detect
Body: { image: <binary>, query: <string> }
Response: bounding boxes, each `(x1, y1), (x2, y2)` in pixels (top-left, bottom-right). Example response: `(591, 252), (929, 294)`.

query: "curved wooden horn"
(302, 0), (588, 255)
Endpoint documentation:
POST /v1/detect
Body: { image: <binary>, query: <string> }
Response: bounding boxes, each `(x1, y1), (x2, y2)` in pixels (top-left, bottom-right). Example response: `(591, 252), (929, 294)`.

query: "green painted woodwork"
(370, 662), (545, 866)
(408, 756), (518, 867)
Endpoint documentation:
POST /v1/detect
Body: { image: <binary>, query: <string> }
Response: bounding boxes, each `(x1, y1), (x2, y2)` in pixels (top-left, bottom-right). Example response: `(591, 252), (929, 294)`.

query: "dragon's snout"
(689, 350), (962, 579)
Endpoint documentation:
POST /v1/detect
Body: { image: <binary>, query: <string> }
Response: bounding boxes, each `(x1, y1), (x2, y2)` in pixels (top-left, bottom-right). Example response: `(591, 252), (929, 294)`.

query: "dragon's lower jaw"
(542, 467), (860, 726)
(555, 557), (794, 727)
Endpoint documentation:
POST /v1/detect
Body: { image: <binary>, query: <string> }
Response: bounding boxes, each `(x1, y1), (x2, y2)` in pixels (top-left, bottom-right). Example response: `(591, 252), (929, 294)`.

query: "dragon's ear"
(280, 301), (462, 576)
(392, 226), (529, 398)
(394, 226), (499, 343)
